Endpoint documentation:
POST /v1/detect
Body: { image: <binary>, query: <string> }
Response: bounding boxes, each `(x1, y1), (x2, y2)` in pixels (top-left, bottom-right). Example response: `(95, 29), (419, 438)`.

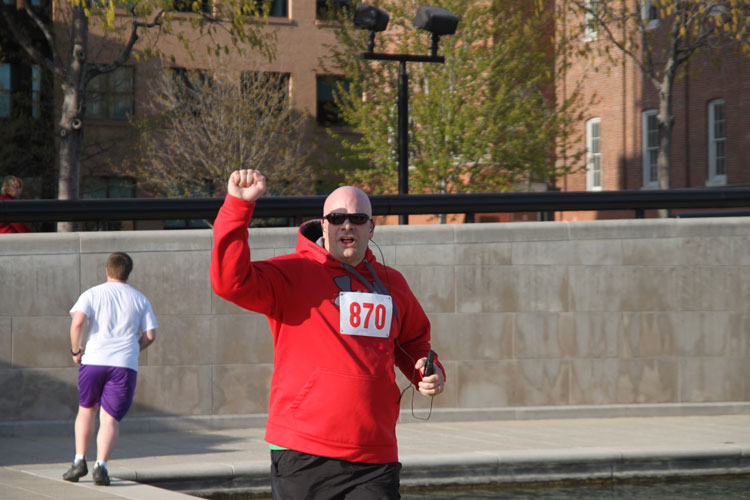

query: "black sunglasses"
(323, 213), (371, 225)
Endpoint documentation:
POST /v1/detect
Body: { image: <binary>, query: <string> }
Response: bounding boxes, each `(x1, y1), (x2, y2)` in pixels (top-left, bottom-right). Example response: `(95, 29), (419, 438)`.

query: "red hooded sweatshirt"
(211, 194), (442, 464)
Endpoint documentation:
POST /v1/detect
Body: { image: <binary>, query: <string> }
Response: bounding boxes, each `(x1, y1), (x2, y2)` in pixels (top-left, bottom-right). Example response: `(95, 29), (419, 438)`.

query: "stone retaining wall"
(1, 217), (748, 427)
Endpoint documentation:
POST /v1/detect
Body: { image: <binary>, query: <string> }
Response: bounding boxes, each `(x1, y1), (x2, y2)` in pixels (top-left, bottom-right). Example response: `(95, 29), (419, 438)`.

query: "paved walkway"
(1, 414), (750, 500)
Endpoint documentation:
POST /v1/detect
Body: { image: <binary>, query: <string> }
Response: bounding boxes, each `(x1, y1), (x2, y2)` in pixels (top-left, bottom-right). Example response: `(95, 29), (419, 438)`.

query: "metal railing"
(2, 187), (750, 223)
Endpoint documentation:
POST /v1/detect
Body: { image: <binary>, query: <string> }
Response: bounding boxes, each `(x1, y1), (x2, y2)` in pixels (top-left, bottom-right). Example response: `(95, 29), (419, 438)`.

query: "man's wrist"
(71, 348), (82, 356)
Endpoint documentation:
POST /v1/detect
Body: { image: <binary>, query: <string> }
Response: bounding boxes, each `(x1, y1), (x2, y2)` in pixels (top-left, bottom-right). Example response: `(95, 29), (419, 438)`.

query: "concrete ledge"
(399, 450), (750, 489)
(144, 448), (750, 496)
(4, 402), (750, 437)
(0, 233), (81, 255)
(398, 402), (750, 424)
(78, 229), (213, 253)
(0, 414), (270, 437)
(7, 467), (198, 500)
(117, 460), (270, 483)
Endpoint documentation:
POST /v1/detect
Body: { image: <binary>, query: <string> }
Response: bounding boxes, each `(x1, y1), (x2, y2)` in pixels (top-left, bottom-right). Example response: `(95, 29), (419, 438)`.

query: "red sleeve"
(210, 194), (286, 316)
(391, 272), (446, 385)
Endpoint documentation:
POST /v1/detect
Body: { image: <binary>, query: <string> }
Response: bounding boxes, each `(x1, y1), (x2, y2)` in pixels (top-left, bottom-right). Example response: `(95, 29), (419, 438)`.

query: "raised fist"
(228, 169), (267, 202)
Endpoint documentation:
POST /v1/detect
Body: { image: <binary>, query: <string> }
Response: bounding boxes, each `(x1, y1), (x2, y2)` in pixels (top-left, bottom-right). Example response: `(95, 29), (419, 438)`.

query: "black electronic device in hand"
(423, 350), (435, 377)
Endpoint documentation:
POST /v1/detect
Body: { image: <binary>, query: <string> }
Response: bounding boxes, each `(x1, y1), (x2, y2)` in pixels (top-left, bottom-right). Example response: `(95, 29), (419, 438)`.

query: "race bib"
(339, 292), (393, 338)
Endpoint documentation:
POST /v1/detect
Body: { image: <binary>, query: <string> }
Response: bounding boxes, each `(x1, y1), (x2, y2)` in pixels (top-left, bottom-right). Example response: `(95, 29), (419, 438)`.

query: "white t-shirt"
(70, 281), (158, 371)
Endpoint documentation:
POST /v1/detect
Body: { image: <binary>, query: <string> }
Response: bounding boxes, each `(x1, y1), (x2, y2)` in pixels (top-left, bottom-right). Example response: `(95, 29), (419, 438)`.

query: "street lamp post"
(354, 4), (459, 224)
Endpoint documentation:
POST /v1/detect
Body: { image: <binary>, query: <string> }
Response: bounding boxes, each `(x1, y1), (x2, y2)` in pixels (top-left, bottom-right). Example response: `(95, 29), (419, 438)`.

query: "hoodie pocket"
(289, 368), (400, 447)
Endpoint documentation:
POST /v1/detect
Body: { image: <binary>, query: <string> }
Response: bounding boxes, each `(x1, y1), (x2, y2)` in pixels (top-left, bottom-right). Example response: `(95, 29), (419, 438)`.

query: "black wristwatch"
(71, 349), (82, 356)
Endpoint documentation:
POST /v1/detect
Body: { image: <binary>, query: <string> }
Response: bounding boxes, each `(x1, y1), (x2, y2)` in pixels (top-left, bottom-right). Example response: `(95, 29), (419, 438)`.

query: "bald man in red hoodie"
(211, 169), (445, 500)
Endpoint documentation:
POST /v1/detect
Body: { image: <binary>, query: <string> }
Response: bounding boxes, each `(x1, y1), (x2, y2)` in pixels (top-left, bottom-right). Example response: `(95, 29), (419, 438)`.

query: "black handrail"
(2, 188), (750, 223)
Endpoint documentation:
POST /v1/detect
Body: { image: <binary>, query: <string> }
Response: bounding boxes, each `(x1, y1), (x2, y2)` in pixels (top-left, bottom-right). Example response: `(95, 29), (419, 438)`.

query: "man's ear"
(369, 220), (374, 234)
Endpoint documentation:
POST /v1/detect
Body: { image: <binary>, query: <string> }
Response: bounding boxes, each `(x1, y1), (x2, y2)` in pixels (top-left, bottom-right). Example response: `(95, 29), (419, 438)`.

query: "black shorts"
(270, 449), (401, 500)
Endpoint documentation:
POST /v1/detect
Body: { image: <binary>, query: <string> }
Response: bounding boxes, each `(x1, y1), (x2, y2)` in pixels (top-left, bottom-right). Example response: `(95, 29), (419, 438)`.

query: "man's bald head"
(323, 186), (372, 218)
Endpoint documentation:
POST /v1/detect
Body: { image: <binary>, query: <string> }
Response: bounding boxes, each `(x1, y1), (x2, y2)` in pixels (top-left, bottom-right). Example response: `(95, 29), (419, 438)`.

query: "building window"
(584, 0), (600, 41)
(81, 176), (136, 230)
(642, 109), (658, 188)
(256, 0), (287, 17)
(164, 182), (212, 229)
(586, 118), (601, 191)
(241, 71), (291, 119)
(164, 218), (211, 229)
(316, 75), (348, 126)
(641, 1), (659, 30)
(170, 67), (211, 116)
(0, 62), (44, 118)
(707, 99), (726, 185)
(31, 64), (41, 118)
(241, 71), (289, 100)
(172, 0), (211, 14)
(87, 66), (134, 120)
(0, 63), (11, 118)
(82, 175), (136, 199)
(171, 67), (210, 90)
(317, 0), (351, 21)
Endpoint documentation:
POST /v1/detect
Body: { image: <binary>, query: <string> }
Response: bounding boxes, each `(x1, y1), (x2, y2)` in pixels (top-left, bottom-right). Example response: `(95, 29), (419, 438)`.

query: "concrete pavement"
(1, 413), (750, 500)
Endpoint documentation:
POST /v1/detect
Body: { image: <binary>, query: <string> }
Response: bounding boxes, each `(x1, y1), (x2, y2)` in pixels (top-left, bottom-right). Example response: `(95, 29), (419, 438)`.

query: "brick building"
(0, 0), (56, 213)
(4, 1), (748, 227)
(556, 2), (750, 221)
(2, 0), (352, 228)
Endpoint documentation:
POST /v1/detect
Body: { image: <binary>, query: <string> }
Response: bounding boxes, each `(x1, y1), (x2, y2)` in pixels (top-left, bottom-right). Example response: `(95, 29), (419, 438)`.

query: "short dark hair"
(106, 252), (133, 281)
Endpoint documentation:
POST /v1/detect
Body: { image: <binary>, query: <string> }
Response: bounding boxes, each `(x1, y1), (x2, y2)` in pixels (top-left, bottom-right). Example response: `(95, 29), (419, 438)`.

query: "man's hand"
(416, 356), (445, 396)
(72, 350), (83, 366)
(70, 311), (87, 366)
(228, 169), (267, 202)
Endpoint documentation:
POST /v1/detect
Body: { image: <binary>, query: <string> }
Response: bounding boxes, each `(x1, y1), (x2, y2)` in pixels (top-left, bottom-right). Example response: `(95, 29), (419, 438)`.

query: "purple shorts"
(78, 365), (138, 422)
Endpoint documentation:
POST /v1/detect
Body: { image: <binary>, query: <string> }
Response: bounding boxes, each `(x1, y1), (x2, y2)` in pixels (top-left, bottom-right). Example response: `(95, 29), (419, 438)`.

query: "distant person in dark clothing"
(0, 175), (34, 233)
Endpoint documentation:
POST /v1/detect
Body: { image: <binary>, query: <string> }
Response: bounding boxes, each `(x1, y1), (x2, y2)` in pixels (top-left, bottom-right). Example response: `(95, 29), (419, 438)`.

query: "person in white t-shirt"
(62, 252), (158, 486)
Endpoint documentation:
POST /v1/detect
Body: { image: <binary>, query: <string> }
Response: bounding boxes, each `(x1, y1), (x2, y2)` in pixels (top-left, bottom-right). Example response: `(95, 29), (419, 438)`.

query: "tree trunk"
(56, 106), (82, 232)
(656, 99), (672, 190)
(56, 6), (88, 232)
(656, 73), (675, 218)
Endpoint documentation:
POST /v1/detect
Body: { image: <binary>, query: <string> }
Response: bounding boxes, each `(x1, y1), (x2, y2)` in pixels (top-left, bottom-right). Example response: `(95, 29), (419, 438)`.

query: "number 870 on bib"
(339, 292), (393, 338)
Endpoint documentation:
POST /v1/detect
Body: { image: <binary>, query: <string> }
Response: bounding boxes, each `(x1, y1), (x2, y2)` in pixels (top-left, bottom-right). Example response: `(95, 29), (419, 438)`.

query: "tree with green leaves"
(0, 0), (276, 230)
(562, 0), (750, 191)
(323, 0), (586, 199)
(126, 58), (314, 205)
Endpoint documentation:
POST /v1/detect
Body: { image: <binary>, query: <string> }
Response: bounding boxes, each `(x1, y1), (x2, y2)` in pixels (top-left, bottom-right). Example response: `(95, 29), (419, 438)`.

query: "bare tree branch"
(0, 7), (63, 77)
(127, 58), (314, 199)
(88, 9), (166, 84)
